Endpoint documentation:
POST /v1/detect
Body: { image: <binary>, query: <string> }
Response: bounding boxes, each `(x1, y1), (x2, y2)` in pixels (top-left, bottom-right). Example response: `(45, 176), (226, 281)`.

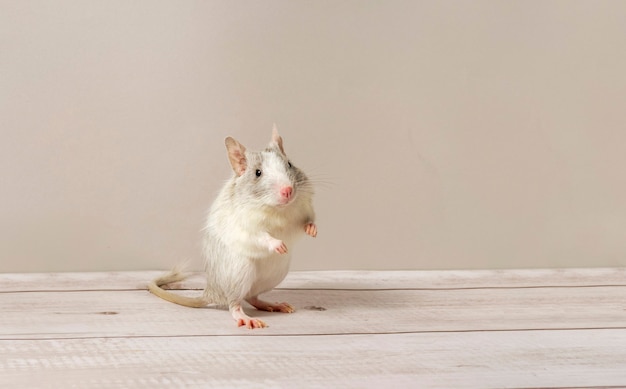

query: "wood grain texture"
(3, 268), (626, 292)
(2, 287), (626, 339)
(1, 270), (626, 388)
(1, 331), (626, 388)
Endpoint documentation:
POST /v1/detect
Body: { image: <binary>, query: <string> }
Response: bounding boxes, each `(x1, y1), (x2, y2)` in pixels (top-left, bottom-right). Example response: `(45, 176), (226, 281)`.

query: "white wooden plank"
(1, 329), (626, 388)
(2, 286), (626, 340)
(2, 270), (626, 388)
(2, 268), (626, 293)
(0, 271), (163, 292)
(281, 268), (626, 290)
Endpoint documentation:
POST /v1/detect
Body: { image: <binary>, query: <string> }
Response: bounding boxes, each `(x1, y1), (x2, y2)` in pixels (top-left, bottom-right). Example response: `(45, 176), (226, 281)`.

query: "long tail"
(148, 267), (211, 308)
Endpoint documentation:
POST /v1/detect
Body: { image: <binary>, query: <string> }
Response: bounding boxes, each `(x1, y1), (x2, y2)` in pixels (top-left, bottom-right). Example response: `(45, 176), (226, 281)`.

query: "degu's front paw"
(304, 222), (317, 237)
(268, 238), (288, 254)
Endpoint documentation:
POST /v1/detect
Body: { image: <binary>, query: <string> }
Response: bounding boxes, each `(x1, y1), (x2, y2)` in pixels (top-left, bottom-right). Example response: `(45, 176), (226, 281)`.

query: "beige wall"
(2, 1), (625, 272)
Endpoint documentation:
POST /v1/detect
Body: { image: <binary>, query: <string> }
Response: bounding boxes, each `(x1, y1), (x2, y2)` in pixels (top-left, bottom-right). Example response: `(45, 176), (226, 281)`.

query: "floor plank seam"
(3, 325), (626, 342)
(0, 288), (143, 294)
(510, 386), (626, 389)
(277, 284), (626, 291)
(4, 283), (626, 294)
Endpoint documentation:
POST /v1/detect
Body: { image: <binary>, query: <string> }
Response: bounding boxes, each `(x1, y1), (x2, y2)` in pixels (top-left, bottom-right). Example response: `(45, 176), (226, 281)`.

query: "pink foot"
(230, 304), (267, 329)
(248, 297), (295, 313)
(305, 222), (317, 237)
(236, 317), (267, 329)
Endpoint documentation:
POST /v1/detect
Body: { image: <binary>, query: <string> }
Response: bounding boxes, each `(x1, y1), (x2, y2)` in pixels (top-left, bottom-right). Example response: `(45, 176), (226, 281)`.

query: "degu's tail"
(148, 267), (210, 308)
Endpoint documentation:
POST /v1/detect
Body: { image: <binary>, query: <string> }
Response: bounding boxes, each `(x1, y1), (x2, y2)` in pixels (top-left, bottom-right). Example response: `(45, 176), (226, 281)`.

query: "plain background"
(1, 1), (625, 273)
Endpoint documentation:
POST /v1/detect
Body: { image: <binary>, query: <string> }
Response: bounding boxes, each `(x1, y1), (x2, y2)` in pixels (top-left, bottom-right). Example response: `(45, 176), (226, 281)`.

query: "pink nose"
(280, 186), (293, 200)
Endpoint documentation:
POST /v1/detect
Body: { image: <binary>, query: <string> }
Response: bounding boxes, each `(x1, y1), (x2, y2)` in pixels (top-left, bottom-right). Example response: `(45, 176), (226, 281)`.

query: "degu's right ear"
(225, 137), (247, 176)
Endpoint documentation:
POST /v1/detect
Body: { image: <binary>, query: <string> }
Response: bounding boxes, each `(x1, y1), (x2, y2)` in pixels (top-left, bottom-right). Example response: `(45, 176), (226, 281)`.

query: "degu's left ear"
(270, 123), (286, 155)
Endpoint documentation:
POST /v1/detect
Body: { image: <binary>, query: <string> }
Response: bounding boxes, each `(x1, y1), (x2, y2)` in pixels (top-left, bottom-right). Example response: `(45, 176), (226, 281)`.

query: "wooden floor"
(1, 269), (626, 388)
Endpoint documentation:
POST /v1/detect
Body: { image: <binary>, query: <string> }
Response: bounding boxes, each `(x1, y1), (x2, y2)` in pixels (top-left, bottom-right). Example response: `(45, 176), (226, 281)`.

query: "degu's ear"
(225, 137), (247, 176)
(270, 123), (286, 155)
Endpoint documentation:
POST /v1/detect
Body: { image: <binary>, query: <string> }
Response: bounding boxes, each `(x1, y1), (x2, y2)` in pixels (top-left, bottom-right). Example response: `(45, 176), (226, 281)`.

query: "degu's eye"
(255, 169), (262, 177)
(287, 161), (292, 168)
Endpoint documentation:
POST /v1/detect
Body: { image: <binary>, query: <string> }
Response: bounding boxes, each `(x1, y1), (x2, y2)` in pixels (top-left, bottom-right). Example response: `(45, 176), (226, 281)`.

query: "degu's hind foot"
(230, 304), (267, 329)
(247, 296), (295, 313)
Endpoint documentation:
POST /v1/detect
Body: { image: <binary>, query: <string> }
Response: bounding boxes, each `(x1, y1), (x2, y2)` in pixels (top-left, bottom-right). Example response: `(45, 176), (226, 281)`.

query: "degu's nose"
(280, 186), (293, 200)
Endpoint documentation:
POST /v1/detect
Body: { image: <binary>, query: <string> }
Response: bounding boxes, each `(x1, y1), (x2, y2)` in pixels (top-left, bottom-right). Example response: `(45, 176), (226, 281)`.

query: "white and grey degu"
(149, 126), (317, 329)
